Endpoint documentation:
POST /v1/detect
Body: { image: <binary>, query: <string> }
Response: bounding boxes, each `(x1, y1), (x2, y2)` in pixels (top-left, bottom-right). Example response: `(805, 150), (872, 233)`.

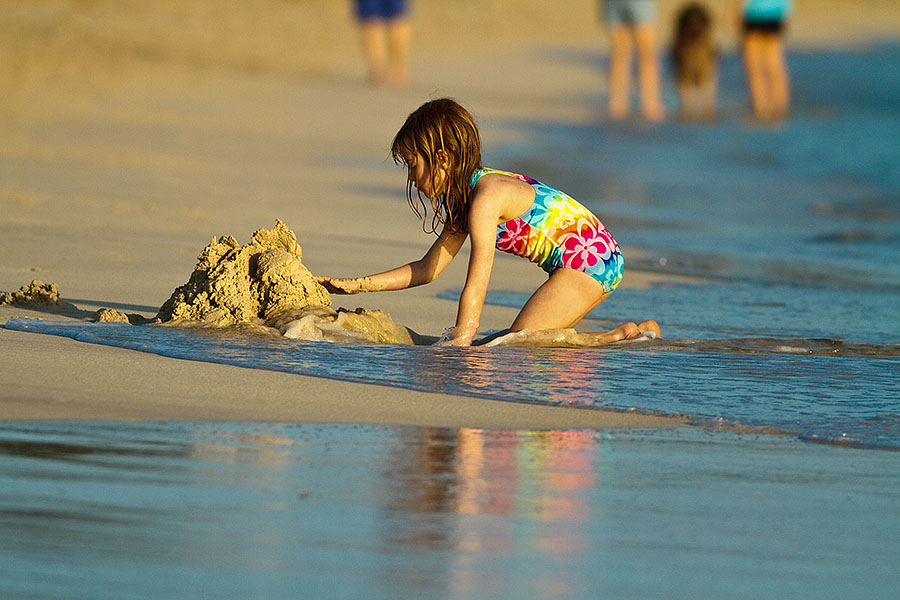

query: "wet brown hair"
(390, 98), (482, 234)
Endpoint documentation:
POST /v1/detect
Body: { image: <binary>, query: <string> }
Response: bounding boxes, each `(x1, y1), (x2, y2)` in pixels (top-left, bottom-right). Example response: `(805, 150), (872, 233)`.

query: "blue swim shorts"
(356, 0), (407, 20)
(603, 0), (656, 26)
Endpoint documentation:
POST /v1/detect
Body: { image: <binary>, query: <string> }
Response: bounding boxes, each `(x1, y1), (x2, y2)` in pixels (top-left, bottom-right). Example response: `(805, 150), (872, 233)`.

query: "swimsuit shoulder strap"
(469, 167), (535, 191)
(468, 167), (492, 191)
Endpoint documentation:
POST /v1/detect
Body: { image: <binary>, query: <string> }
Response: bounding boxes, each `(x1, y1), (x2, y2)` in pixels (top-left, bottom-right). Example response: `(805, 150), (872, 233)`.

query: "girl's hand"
(433, 326), (474, 347)
(316, 277), (366, 295)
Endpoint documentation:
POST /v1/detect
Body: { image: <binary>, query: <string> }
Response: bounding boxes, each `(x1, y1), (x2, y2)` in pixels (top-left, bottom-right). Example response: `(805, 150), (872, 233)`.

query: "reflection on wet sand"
(383, 426), (601, 598)
(2, 422), (898, 599)
(448, 347), (609, 407)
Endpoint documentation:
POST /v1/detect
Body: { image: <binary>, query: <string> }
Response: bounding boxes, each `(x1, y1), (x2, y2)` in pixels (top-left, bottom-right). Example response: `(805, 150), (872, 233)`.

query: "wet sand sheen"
(2, 421), (898, 599)
(0, 320), (686, 429)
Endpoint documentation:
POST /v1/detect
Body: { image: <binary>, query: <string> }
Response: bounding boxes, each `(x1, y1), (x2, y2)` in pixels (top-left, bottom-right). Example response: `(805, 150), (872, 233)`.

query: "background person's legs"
(607, 25), (634, 119)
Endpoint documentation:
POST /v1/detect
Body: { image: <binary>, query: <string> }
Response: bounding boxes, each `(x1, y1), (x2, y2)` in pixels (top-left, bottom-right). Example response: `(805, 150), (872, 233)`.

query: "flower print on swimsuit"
(601, 254), (624, 291)
(546, 202), (584, 234)
(522, 228), (555, 267)
(594, 226), (619, 261)
(522, 183), (557, 228)
(559, 218), (614, 271)
(539, 191), (595, 237)
(511, 172), (539, 186)
(497, 219), (531, 255)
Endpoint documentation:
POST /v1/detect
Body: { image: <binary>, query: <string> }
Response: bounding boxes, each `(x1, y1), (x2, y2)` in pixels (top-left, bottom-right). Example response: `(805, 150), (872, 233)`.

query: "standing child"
(355, 0), (411, 87)
(317, 99), (660, 346)
(602, 0), (666, 122)
(671, 2), (719, 121)
(733, 0), (791, 123)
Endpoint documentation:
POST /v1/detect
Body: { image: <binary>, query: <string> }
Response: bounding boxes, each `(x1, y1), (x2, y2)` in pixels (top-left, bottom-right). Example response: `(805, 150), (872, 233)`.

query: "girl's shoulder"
(468, 168), (540, 221)
(469, 167), (538, 191)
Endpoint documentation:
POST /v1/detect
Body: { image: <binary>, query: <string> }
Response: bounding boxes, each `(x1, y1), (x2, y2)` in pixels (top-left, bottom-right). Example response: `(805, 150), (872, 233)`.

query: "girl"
(317, 98), (660, 346)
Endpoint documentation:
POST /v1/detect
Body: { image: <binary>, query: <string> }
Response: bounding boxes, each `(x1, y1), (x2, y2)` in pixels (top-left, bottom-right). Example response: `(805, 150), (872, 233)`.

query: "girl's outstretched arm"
(316, 227), (467, 295)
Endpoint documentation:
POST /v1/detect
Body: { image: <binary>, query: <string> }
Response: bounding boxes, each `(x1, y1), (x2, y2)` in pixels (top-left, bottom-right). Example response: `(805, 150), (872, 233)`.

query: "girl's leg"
(509, 268), (659, 341)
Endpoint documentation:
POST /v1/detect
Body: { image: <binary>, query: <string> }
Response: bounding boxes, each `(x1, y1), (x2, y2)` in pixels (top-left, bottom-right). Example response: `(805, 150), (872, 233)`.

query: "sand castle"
(1, 280), (74, 310)
(155, 220), (413, 344)
(2, 221), (414, 345)
(156, 219), (331, 325)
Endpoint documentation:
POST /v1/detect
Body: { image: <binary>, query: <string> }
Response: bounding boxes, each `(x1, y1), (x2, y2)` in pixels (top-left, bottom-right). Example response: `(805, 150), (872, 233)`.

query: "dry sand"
(1, 0), (898, 426)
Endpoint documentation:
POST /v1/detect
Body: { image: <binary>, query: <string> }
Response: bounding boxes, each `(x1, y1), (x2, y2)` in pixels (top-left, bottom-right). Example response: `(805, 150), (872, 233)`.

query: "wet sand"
(2, 0), (898, 426)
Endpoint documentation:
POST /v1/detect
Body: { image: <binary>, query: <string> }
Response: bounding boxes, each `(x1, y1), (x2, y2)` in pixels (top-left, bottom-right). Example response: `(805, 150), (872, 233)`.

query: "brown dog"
(671, 3), (718, 120)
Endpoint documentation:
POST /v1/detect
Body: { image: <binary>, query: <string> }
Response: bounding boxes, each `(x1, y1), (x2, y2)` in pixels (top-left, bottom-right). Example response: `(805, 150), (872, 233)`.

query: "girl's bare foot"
(637, 320), (661, 338)
(591, 322), (639, 343)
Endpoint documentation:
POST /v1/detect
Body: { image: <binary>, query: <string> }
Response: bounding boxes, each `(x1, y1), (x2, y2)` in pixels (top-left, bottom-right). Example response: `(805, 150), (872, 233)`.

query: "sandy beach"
(2, 0), (898, 426)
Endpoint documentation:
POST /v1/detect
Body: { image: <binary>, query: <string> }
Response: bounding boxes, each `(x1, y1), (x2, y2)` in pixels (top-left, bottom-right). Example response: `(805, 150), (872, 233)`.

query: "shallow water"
(2, 422), (899, 600)
(6, 317), (899, 450)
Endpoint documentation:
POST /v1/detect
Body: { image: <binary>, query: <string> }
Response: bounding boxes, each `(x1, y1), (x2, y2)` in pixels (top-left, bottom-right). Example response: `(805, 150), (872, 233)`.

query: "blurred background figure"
(355, 0), (411, 86)
(733, 0), (791, 123)
(670, 2), (718, 121)
(601, 0), (666, 122)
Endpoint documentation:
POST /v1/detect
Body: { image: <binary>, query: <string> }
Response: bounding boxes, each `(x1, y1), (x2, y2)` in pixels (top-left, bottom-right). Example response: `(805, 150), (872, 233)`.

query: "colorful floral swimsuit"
(470, 168), (624, 294)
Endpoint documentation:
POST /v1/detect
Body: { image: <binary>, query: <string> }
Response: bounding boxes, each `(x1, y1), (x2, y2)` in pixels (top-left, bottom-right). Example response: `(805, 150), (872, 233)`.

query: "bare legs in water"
(509, 268), (661, 343)
(607, 23), (666, 122)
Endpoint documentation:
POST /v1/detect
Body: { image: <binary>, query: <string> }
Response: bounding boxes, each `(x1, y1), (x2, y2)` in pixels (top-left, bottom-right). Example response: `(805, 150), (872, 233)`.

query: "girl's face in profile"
(402, 148), (446, 199)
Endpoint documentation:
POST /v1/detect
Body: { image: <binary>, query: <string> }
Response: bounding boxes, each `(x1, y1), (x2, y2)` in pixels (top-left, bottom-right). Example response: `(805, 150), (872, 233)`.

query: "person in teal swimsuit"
(732, 0), (791, 122)
(317, 98), (660, 346)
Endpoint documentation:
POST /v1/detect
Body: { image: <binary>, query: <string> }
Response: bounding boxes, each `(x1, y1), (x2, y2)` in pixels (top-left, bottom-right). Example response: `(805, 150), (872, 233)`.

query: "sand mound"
(0, 280), (78, 313)
(1, 280), (147, 323)
(156, 220), (413, 344)
(268, 306), (414, 345)
(92, 308), (146, 325)
(157, 219), (331, 326)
